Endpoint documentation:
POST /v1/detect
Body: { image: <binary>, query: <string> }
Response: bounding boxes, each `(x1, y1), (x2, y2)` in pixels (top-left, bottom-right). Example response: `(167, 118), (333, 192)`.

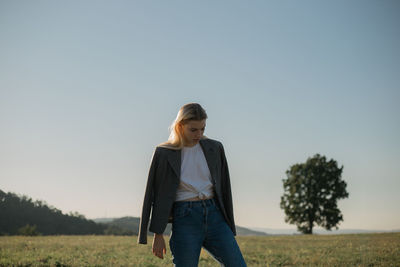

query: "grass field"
(0, 232), (399, 266)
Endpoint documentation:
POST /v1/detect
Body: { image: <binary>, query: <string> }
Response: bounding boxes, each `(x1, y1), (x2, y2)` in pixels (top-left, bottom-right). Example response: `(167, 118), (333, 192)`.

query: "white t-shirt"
(175, 143), (215, 201)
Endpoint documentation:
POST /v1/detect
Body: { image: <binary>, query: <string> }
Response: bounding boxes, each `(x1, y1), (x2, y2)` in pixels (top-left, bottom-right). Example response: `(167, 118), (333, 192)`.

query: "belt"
(173, 197), (217, 208)
(179, 196), (214, 202)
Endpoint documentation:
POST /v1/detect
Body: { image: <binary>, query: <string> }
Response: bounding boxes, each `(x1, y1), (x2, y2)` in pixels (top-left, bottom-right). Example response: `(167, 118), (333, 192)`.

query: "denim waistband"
(173, 197), (217, 208)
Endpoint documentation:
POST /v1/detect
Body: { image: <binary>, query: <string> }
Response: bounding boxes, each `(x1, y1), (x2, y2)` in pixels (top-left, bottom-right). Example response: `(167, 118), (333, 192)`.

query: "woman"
(138, 103), (247, 267)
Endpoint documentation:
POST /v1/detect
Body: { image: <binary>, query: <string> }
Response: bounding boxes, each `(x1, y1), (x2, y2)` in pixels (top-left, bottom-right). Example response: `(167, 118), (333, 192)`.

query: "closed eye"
(191, 128), (205, 132)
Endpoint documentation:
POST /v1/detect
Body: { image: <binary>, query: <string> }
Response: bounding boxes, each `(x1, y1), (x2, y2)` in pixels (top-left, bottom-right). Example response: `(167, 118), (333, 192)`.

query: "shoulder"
(200, 136), (225, 151)
(153, 146), (174, 156)
(153, 143), (182, 160)
(152, 136), (225, 153)
(201, 136), (222, 146)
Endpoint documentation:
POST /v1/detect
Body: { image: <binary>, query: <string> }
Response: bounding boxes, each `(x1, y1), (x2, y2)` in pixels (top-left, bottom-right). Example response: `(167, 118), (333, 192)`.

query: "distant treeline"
(0, 189), (262, 236)
(0, 189), (134, 236)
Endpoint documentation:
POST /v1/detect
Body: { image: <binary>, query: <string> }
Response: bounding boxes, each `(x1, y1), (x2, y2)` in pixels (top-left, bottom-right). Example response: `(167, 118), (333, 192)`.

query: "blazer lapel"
(199, 139), (218, 186)
(166, 139), (219, 186)
(167, 149), (181, 181)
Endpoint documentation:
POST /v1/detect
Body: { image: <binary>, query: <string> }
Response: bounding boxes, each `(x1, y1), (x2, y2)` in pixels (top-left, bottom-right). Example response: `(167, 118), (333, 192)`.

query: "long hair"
(158, 103), (208, 150)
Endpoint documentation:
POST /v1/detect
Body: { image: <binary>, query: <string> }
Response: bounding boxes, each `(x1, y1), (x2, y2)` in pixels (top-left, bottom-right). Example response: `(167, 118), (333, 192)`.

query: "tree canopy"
(280, 154), (349, 234)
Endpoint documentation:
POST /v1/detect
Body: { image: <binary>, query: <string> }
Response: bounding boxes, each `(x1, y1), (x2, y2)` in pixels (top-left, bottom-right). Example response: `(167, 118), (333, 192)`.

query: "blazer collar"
(167, 138), (218, 185)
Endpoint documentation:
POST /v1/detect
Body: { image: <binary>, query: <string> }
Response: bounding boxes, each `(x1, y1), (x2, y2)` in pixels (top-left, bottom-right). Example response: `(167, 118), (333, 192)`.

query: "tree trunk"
(307, 213), (314, 234)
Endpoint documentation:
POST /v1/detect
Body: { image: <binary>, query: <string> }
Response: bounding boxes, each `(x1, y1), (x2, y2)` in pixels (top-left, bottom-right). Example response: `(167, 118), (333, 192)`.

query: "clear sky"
(1, 1), (399, 231)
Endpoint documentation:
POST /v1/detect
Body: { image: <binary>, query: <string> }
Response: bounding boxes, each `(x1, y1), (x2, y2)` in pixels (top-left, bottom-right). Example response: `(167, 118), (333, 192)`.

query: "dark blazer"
(138, 137), (236, 244)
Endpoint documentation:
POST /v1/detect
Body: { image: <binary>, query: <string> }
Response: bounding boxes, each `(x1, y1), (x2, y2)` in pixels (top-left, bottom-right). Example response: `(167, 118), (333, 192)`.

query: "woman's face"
(181, 119), (206, 147)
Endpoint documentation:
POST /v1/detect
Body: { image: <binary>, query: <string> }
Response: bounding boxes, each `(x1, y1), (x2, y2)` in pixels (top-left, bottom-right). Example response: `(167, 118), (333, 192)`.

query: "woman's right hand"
(152, 233), (166, 259)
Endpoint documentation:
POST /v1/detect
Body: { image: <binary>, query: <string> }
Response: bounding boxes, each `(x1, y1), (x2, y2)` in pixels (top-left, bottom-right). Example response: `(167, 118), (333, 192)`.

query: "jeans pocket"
(173, 205), (192, 219)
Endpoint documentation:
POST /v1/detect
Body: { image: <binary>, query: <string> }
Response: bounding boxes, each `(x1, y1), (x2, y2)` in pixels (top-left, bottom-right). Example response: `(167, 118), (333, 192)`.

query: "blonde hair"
(158, 103), (208, 150)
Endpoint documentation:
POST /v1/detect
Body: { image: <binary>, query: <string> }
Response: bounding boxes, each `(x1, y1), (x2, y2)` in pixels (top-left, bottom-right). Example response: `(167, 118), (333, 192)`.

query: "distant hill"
(91, 217), (115, 223)
(0, 188), (267, 236)
(93, 216), (268, 236)
(0, 189), (106, 235)
(236, 225), (269, 236)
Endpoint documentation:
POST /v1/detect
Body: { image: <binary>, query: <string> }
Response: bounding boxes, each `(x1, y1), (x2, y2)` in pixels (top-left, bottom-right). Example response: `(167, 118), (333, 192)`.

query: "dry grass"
(0, 232), (399, 266)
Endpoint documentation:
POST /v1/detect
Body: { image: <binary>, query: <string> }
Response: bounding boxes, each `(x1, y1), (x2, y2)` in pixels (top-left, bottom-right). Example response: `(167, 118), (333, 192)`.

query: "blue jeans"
(169, 198), (247, 267)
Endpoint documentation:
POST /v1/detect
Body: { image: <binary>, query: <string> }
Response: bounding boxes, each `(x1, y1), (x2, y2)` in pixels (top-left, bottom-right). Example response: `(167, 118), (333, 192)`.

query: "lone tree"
(280, 154), (349, 234)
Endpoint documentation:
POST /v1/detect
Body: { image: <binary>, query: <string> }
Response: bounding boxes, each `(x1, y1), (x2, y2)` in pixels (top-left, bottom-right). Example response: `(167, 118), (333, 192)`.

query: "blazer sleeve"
(138, 147), (159, 244)
(219, 142), (237, 236)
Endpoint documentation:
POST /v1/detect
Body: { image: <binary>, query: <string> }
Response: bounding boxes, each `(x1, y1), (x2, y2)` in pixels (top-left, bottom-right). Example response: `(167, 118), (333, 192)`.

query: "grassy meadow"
(0, 232), (399, 266)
